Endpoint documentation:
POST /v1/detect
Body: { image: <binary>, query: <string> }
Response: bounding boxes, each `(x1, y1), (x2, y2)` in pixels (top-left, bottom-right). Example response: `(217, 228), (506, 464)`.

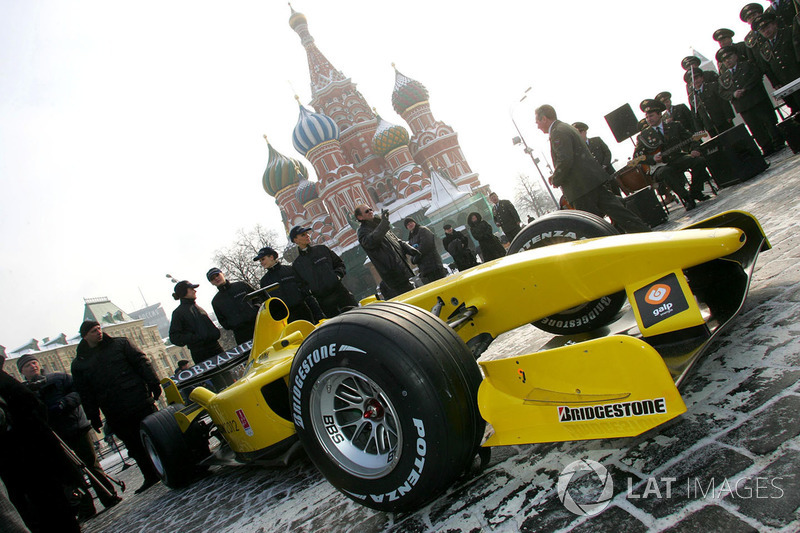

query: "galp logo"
(644, 284), (671, 305)
(557, 459), (614, 516)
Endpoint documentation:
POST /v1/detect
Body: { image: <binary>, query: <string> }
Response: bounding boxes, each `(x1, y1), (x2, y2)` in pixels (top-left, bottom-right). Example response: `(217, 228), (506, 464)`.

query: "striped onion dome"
(292, 103), (339, 156)
(262, 137), (308, 197)
(372, 116), (410, 157)
(391, 65), (429, 115)
(295, 179), (318, 204)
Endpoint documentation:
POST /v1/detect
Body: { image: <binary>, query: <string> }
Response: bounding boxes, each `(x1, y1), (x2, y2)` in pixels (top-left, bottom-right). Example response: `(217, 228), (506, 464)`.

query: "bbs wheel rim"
(310, 368), (402, 479)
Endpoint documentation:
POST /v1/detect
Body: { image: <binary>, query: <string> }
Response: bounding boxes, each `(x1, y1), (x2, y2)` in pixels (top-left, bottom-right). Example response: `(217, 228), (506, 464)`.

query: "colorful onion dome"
(372, 115), (410, 157)
(292, 100), (339, 156)
(391, 64), (429, 115)
(262, 136), (308, 197)
(295, 179), (318, 204)
(288, 4), (307, 30)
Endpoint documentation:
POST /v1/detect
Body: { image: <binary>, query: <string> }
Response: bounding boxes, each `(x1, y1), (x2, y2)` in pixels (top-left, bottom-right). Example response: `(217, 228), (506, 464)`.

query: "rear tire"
(140, 405), (210, 489)
(289, 302), (484, 512)
(508, 211), (626, 334)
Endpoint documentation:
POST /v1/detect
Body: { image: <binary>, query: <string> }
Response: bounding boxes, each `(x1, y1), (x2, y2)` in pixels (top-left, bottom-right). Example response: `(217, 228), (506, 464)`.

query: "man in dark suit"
(655, 92), (698, 133)
(740, 3), (768, 66)
(753, 12), (800, 114)
(685, 68), (735, 136)
(633, 99), (711, 211)
(766, 0), (796, 28)
(718, 46), (785, 155)
(535, 104), (649, 233)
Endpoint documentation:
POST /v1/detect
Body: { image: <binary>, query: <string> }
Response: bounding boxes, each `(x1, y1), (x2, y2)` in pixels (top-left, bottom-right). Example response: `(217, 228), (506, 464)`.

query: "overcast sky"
(0, 0), (757, 351)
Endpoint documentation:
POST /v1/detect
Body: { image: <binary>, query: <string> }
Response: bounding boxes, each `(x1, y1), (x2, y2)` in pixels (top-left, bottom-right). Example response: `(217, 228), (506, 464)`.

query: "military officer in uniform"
(713, 28), (750, 62)
(655, 91), (698, 132)
(717, 46), (785, 155)
(573, 121), (621, 195)
(633, 99), (711, 211)
(685, 67), (735, 137)
(740, 3), (768, 67)
(753, 12), (800, 114)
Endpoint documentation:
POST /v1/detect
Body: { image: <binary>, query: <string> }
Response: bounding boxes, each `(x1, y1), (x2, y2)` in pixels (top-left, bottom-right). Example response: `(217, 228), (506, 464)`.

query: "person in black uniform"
(633, 99), (711, 210)
(488, 192), (523, 241)
(717, 46), (785, 155)
(254, 246), (324, 323)
(169, 280), (223, 364)
(655, 91), (698, 132)
(208, 268), (258, 344)
(685, 67), (735, 136)
(290, 226), (357, 317)
(713, 28), (751, 65)
(752, 12), (800, 114)
(535, 104), (650, 233)
(573, 122), (622, 195)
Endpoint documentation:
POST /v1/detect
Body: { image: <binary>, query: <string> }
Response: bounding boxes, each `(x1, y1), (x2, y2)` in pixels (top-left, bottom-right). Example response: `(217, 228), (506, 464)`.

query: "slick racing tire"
(507, 210), (626, 335)
(140, 405), (210, 489)
(289, 302), (484, 513)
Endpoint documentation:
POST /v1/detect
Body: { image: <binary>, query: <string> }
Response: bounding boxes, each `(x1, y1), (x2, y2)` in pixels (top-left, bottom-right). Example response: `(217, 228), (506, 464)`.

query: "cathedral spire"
(288, 5), (347, 97)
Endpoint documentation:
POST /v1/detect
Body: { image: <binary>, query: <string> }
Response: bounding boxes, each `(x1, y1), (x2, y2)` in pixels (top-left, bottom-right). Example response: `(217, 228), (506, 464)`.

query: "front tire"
(508, 211), (626, 334)
(289, 302), (484, 513)
(140, 405), (210, 489)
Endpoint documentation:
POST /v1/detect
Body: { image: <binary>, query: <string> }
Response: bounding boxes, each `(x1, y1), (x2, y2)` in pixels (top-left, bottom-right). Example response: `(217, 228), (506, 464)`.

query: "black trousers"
(316, 284), (357, 317)
(740, 101), (783, 154)
(665, 154), (711, 198)
(107, 404), (160, 483)
(572, 186), (651, 234)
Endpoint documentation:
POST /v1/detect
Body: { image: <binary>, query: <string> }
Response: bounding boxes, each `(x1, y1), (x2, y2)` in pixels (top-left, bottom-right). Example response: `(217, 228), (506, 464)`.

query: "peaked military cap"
(684, 68), (704, 84)
(713, 28), (735, 42)
(640, 99), (666, 114)
(752, 12), (777, 31)
(716, 46), (738, 62)
(681, 56), (702, 71)
(740, 2), (764, 23)
(571, 122), (589, 131)
(655, 91), (672, 102)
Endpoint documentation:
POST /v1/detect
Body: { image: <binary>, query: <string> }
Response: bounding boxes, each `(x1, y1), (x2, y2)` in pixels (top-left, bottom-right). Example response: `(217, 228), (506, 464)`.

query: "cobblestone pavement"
(83, 150), (800, 532)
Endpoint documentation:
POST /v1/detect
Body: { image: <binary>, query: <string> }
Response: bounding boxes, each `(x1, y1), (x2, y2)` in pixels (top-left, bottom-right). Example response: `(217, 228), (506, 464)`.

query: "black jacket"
(406, 220), (445, 277)
(24, 372), (91, 440)
(292, 244), (347, 297)
(442, 229), (477, 271)
(549, 120), (610, 203)
(492, 199), (522, 230)
(719, 60), (773, 113)
(169, 298), (222, 358)
(587, 137), (615, 175)
(467, 212), (506, 261)
(634, 120), (700, 166)
(665, 103), (698, 133)
(211, 280), (258, 343)
(358, 216), (417, 284)
(72, 334), (160, 425)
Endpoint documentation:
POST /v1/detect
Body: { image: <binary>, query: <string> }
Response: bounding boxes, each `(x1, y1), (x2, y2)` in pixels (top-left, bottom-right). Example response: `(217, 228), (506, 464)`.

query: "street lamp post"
(510, 88), (560, 210)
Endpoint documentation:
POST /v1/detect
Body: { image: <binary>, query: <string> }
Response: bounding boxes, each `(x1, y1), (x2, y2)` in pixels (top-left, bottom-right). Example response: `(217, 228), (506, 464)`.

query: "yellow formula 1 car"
(140, 210), (768, 513)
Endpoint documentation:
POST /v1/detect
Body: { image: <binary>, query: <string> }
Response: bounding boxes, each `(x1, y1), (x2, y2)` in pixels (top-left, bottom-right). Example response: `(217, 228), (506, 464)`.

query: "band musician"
(633, 99), (712, 211)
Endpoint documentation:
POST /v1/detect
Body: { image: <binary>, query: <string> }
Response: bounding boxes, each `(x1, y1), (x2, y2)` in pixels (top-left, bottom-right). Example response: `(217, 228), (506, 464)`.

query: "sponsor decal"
(235, 409), (254, 437)
(174, 340), (252, 382)
(633, 273), (689, 329)
(558, 398), (667, 422)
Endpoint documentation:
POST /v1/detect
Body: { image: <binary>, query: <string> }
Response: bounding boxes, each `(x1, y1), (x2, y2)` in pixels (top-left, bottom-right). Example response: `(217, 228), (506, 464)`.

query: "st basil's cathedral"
(261, 6), (496, 298)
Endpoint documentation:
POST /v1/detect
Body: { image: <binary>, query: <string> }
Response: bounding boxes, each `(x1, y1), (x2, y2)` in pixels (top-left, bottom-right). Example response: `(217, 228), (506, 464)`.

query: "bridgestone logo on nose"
(558, 398), (667, 422)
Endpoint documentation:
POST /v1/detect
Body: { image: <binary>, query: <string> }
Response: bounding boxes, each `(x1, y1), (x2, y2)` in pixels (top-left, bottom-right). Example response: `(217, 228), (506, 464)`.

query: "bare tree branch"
(212, 224), (282, 287)
(513, 173), (557, 220)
